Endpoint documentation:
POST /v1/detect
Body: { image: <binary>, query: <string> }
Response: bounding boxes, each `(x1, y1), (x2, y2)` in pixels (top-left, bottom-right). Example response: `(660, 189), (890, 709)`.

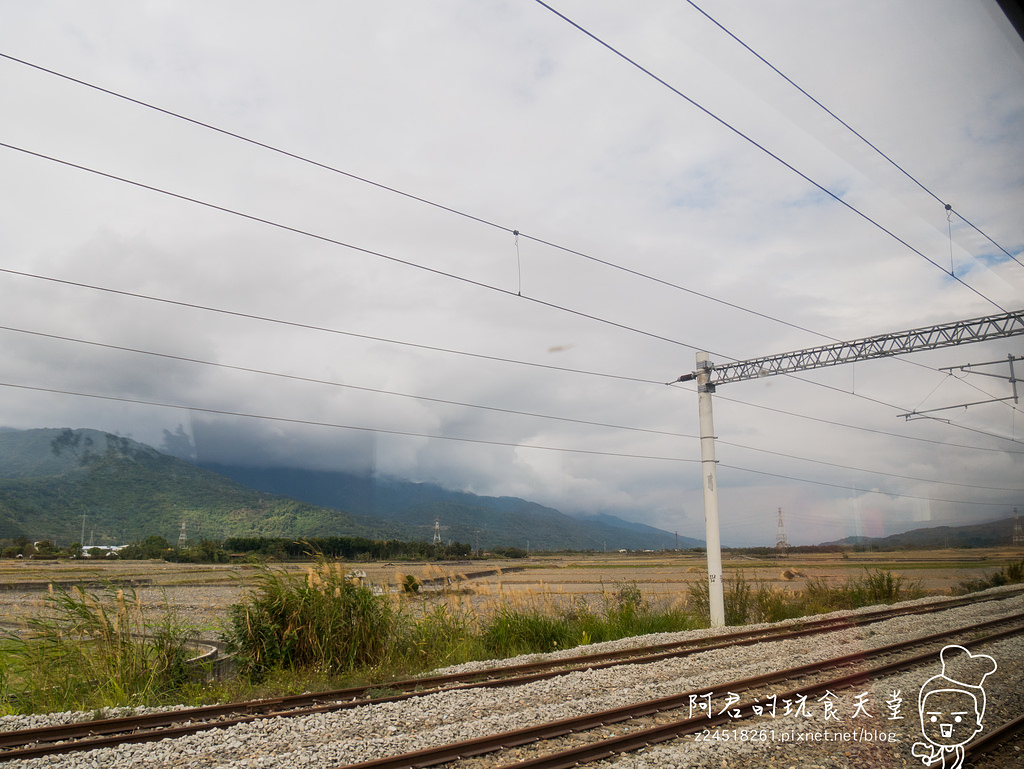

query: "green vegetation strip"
(2, 560), (1022, 716)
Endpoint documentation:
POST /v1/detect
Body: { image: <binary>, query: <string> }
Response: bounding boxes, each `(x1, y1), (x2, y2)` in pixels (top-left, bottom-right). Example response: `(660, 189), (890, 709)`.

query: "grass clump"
(224, 558), (398, 681)
(957, 558), (1024, 593)
(3, 584), (194, 713)
(400, 603), (481, 670)
(482, 605), (576, 657)
(802, 568), (922, 613)
(688, 572), (794, 625)
(480, 581), (693, 657)
(592, 582), (692, 640)
(688, 569), (921, 626)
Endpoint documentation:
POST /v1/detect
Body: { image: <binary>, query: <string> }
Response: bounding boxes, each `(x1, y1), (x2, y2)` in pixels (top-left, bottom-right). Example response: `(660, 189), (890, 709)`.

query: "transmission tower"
(675, 308), (1024, 628)
(1013, 508), (1024, 547)
(177, 521), (187, 548)
(775, 507), (788, 555)
(432, 517), (442, 546)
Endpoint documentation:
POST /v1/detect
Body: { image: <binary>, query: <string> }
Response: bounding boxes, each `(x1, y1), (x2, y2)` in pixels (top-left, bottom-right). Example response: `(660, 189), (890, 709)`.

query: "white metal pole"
(695, 351), (725, 627)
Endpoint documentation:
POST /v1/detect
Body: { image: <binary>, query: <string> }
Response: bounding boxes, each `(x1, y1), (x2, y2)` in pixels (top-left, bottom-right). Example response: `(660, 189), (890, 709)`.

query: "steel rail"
(334, 615), (1024, 769)
(0, 596), (946, 746)
(965, 712), (1024, 761)
(1, 590), (1019, 760)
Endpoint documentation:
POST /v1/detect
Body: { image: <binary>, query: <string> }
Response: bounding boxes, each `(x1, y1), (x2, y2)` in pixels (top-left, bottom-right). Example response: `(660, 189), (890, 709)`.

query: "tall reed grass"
(2, 584), (194, 713)
(223, 559), (398, 680)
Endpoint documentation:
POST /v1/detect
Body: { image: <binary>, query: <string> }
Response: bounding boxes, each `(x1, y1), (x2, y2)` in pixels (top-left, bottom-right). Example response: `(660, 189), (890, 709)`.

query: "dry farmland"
(0, 549), (1020, 638)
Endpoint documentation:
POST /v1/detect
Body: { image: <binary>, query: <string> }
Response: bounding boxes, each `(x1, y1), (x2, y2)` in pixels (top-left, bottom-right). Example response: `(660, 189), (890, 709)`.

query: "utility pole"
(695, 351), (725, 627)
(675, 308), (1023, 628)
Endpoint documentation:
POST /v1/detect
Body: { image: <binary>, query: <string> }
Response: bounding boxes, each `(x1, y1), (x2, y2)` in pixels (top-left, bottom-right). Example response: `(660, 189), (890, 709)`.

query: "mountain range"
(197, 462), (698, 551)
(823, 517), (1021, 550)
(0, 427), (696, 551)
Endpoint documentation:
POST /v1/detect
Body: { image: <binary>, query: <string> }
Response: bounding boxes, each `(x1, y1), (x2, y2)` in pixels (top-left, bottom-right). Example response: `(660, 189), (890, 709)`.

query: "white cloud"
(0, 0), (1021, 546)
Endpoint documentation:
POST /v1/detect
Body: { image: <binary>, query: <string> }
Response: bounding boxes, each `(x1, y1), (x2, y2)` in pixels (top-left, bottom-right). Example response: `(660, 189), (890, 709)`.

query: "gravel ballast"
(2, 587), (1022, 769)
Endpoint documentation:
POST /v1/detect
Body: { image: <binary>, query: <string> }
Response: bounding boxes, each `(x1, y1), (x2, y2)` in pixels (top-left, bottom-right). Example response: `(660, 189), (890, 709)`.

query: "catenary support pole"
(695, 351), (725, 628)
(675, 310), (1023, 628)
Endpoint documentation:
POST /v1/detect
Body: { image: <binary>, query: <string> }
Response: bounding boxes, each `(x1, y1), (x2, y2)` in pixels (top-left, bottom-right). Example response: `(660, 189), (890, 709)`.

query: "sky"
(0, 0), (1022, 547)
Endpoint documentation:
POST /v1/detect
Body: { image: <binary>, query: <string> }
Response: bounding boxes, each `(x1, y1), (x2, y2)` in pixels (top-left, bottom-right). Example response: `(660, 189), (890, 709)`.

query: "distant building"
(82, 545), (127, 558)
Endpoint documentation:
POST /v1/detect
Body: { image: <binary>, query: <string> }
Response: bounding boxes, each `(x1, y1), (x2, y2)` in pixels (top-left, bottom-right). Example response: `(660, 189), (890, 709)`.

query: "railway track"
(330, 612), (1024, 769)
(1, 588), (1021, 765)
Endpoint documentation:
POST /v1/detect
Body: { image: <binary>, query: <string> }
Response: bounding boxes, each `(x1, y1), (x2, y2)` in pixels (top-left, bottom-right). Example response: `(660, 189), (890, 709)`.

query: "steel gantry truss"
(674, 309), (1024, 627)
(692, 310), (1024, 388)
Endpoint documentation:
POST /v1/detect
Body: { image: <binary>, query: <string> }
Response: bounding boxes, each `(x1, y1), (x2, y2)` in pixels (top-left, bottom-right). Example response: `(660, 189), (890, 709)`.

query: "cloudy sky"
(1, 0), (1022, 546)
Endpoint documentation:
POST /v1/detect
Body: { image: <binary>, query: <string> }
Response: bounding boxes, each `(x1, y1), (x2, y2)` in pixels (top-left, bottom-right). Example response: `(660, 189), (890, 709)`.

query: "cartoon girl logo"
(911, 644), (997, 769)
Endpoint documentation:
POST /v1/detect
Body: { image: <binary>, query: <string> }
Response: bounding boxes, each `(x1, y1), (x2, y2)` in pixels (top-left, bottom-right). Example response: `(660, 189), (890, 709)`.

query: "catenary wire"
(1, 379), (1014, 507)
(718, 463), (1015, 507)
(531, 0), (1011, 313)
(0, 324), (689, 440)
(676, 375), (1023, 448)
(683, 0), (1023, 270)
(0, 381), (691, 464)
(0, 140), (708, 356)
(777, 369), (1023, 445)
(4, 251), (1015, 453)
(6, 322), (1018, 490)
(0, 266), (662, 385)
(3, 251), (1017, 454)
(716, 439), (1024, 492)
(9, 44), (1011, 388)
(1, 120), (1015, 441)
(0, 53), (1007, 410)
(0, 51), (838, 342)
(0, 55), (1017, 525)
(1, 138), (1009, 429)
(709, 389), (1024, 455)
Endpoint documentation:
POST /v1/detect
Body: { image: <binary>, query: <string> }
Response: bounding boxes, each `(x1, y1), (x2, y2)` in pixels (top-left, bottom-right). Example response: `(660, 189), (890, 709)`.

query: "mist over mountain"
(0, 428), (697, 551)
(197, 463), (700, 551)
(0, 428), (392, 545)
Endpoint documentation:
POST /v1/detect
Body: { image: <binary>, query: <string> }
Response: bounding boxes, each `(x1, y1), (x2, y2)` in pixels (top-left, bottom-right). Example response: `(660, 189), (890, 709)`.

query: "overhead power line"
(0, 267), (660, 385)
(0, 324), (687, 439)
(5, 253), (1015, 454)
(0, 61), (1014, 444)
(683, 0), (1023, 270)
(1, 50), (1008, 405)
(0, 378), (1012, 507)
(0, 140), (705, 355)
(0, 380), (692, 464)
(532, 0), (1011, 313)
(9, 321), (1019, 487)
(0, 51), (918, 346)
(719, 463), (1017, 507)
(0, 135), (1006, 421)
(1, 139), (1014, 449)
(711, 390), (1024, 455)
(716, 439), (1024, 492)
